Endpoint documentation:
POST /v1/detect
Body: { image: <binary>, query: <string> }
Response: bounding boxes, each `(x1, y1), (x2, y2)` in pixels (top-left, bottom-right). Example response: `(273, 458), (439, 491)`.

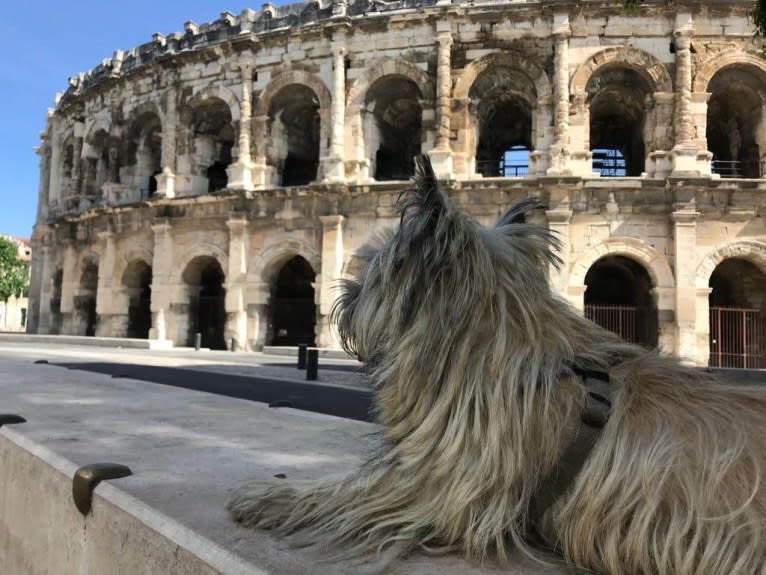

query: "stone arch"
(454, 51), (551, 101)
(570, 237), (675, 290)
(187, 85), (241, 122)
(116, 247), (153, 284)
(251, 238), (321, 284)
(174, 243), (228, 284)
(695, 240), (766, 289)
(570, 47), (673, 96)
(693, 51), (766, 93)
(83, 117), (112, 145)
(347, 58), (436, 108)
(125, 100), (165, 126)
(254, 70), (331, 118)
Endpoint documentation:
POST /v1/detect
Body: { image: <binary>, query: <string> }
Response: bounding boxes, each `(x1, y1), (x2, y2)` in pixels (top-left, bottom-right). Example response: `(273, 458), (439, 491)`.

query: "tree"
(0, 237), (29, 304)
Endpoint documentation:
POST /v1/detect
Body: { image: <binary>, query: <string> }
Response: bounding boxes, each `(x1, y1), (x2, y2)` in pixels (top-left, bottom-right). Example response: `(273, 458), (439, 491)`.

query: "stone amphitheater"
(28, 0), (766, 367)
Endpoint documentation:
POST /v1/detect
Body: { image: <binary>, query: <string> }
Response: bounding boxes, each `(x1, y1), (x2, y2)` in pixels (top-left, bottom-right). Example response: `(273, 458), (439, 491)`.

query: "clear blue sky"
(0, 1), (292, 240)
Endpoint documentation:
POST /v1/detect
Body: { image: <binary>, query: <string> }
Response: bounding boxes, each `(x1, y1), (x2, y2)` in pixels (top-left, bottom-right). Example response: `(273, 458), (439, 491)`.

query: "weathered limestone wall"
(30, 0), (766, 364)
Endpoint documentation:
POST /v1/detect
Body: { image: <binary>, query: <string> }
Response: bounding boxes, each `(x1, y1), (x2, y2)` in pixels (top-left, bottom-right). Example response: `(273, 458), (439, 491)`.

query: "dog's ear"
(496, 197), (546, 226)
(397, 155), (448, 237)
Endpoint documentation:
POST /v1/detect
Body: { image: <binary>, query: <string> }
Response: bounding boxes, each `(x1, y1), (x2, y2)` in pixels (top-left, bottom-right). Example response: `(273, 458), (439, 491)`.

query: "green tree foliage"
(0, 237), (29, 303)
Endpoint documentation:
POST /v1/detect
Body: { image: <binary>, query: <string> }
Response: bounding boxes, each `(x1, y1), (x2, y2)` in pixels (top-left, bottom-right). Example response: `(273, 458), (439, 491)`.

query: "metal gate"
(585, 304), (638, 343)
(709, 307), (766, 369)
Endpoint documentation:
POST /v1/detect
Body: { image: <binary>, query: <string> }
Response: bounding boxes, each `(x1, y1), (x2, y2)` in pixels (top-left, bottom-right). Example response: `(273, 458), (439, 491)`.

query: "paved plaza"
(0, 341), (567, 574)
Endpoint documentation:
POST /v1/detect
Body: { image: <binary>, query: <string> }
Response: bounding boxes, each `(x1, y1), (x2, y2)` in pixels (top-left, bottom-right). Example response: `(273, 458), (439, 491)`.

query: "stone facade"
(29, 0), (766, 366)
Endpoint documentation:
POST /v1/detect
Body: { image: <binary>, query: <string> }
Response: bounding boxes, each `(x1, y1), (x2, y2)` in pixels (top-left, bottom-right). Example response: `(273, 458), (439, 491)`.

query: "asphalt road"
(51, 361), (375, 423)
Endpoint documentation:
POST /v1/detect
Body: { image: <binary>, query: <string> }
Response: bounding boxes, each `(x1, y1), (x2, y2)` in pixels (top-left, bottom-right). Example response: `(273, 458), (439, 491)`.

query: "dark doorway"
(78, 261), (99, 337)
(207, 161), (229, 192)
(709, 258), (766, 368)
(269, 84), (321, 186)
(584, 255), (657, 347)
(50, 269), (63, 334)
(270, 256), (316, 346)
(475, 96), (532, 177)
(124, 261), (152, 339)
(183, 257), (226, 350)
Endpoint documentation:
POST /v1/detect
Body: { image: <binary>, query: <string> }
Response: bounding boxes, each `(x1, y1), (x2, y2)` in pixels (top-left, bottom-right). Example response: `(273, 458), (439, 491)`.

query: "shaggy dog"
(229, 157), (766, 574)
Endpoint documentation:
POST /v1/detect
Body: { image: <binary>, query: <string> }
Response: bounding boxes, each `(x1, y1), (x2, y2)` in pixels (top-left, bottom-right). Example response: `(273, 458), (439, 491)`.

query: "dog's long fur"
(229, 157), (766, 574)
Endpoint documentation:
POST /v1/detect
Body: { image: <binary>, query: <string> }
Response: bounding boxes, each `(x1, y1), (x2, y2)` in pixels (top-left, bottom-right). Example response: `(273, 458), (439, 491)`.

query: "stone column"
(228, 59), (255, 190)
(670, 16), (711, 176)
(317, 215), (345, 347)
(69, 121), (85, 207)
(322, 42), (347, 182)
(671, 203), (701, 362)
(95, 229), (117, 336)
(547, 13), (572, 176)
(225, 215), (249, 349)
(251, 114), (270, 189)
(428, 26), (453, 178)
(59, 239), (77, 334)
(156, 82), (178, 198)
(30, 238), (50, 334)
(150, 219), (173, 342)
(545, 207), (572, 295)
(47, 120), (62, 212)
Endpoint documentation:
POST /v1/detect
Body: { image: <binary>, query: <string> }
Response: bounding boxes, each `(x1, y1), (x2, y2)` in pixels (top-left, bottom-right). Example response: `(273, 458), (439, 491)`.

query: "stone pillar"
(48, 122), (62, 210)
(671, 204), (701, 362)
(150, 219), (173, 342)
(59, 240), (77, 334)
(225, 215), (249, 349)
(546, 207), (572, 295)
(95, 229), (117, 336)
(69, 121), (85, 207)
(321, 42), (347, 182)
(318, 215), (345, 347)
(228, 59), (255, 190)
(156, 83), (178, 198)
(670, 17), (711, 177)
(29, 238), (50, 334)
(428, 26), (453, 178)
(251, 114), (270, 189)
(547, 13), (572, 176)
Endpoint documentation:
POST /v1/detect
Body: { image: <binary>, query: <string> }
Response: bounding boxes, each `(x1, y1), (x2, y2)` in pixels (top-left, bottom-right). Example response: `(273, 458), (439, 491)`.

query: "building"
(29, 0), (766, 367)
(1, 235), (31, 332)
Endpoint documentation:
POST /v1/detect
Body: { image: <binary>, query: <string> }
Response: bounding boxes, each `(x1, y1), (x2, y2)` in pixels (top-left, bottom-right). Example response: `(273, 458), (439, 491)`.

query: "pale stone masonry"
(29, 0), (766, 366)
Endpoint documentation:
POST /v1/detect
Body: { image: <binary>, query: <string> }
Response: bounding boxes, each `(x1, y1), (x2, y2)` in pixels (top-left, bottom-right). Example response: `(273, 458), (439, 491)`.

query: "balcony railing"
(711, 160), (763, 179)
(476, 160), (529, 178)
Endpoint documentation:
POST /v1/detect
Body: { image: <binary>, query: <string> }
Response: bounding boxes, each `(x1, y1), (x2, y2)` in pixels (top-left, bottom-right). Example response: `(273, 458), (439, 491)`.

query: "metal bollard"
(230, 337), (238, 352)
(194, 332), (201, 351)
(297, 344), (308, 370)
(306, 349), (319, 381)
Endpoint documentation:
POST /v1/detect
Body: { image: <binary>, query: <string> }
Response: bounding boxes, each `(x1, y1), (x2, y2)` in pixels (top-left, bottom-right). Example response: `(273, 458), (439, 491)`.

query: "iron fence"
(709, 307), (766, 369)
(476, 160), (529, 177)
(711, 160), (763, 179)
(585, 304), (638, 343)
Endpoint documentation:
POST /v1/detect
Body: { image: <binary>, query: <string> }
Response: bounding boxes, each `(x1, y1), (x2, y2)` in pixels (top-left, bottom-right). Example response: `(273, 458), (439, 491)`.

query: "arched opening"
(83, 129), (121, 197)
(268, 85), (320, 186)
(76, 261), (99, 337)
(190, 98), (234, 193)
(50, 269), (63, 334)
(707, 66), (766, 178)
(125, 112), (162, 198)
(709, 258), (766, 368)
(470, 66), (535, 177)
(584, 255), (657, 346)
(123, 260), (152, 339)
(363, 75), (422, 180)
(183, 257), (226, 350)
(587, 67), (650, 177)
(270, 256), (316, 346)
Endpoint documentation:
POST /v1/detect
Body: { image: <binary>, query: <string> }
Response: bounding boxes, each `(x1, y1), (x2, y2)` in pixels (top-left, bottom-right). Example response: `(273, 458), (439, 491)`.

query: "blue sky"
(0, 1), (292, 240)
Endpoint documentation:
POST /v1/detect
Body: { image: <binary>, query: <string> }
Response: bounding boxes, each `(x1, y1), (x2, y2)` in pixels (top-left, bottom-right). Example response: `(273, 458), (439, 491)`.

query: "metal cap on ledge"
(72, 463), (133, 515)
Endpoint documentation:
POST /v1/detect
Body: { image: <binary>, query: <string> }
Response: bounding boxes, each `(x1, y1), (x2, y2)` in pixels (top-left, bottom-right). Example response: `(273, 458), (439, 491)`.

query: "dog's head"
(333, 156), (561, 373)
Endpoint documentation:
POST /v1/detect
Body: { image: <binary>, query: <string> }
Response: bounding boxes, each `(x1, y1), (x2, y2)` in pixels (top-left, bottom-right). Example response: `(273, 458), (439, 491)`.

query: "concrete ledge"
(0, 427), (264, 575)
(0, 333), (174, 349)
(263, 345), (354, 360)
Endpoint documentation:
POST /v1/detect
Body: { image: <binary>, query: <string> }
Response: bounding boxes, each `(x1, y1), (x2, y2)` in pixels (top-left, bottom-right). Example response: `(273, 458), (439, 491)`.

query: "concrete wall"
(0, 427), (262, 575)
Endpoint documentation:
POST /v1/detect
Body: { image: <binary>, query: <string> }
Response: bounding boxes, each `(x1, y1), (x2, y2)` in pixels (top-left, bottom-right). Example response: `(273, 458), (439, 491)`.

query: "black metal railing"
(711, 160), (763, 179)
(476, 160), (529, 178)
(709, 307), (766, 369)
